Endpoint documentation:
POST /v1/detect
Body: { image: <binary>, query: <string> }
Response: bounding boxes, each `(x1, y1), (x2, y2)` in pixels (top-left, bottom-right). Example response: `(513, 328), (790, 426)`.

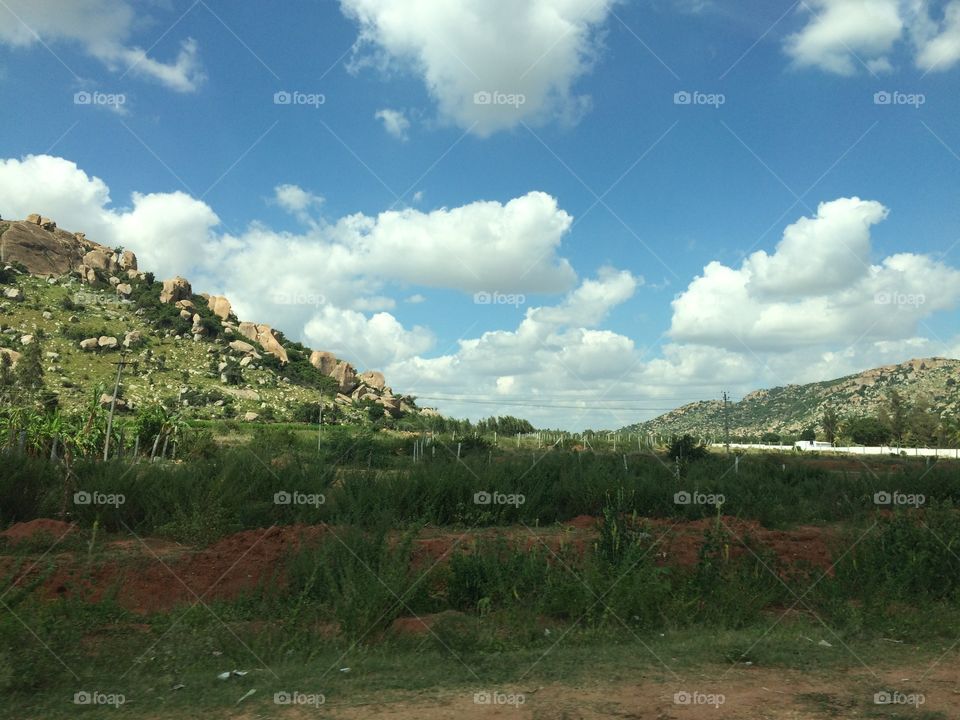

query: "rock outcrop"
(205, 294), (233, 321)
(160, 276), (192, 304)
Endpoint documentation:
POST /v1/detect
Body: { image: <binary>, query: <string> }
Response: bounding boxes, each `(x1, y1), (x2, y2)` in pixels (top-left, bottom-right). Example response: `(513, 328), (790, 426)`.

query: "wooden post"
(103, 353), (127, 461)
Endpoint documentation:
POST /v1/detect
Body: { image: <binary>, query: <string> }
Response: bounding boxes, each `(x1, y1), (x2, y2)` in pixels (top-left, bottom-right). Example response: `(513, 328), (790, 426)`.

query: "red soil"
(0, 517), (835, 615)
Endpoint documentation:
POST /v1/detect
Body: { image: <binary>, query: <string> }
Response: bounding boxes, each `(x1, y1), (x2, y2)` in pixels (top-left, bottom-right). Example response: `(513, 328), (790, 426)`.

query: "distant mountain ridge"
(622, 358), (960, 440)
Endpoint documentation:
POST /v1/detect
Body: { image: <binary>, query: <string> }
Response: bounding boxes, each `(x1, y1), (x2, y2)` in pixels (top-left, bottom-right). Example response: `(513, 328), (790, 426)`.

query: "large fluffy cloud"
(669, 197), (960, 351)
(341, 0), (616, 135)
(0, 0), (204, 91)
(2, 154), (959, 429)
(784, 0), (960, 74)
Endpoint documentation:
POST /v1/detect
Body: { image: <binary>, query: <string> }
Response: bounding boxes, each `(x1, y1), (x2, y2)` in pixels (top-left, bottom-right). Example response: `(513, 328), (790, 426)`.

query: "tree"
(668, 434), (708, 461)
(800, 427), (816, 442)
(821, 407), (839, 443)
(14, 341), (43, 392)
(906, 394), (938, 447)
(845, 416), (889, 445)
(882, 390), (909, 444)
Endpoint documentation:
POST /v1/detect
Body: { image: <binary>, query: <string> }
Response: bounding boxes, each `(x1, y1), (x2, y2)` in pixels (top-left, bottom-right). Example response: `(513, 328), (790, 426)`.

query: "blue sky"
(2, 0), (960, 429)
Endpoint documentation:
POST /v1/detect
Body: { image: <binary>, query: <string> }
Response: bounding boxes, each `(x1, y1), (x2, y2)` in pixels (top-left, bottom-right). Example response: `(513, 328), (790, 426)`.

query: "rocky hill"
(622, 358), (960, 440)
(0, 214), (437, 422)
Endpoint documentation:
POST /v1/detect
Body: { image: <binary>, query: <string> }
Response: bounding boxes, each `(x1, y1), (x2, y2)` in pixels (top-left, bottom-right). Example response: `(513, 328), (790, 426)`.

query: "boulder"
(377, 395), (402, 417)
(179, 309), (192, 321)
(108, 276), (120, 286)
(0, 348), (21, 366)
(359, 370), (386, 391)
(243, 411), (259, 422)
(255, 324), (288, 364)
(419, 408), (442, 418)
(116, 283), (132, 296)
(3, 287), (23, 302)
(99, 393), (127, 410)
(229, 340), (255, 354)
(175, 299), (195, 310)
(239, 356), (254, 368)
(82, 248), (113, 272)
(98, 336), (119, 349)
(19, 335), (34, 345)
(25, 213), (41, 225)
(309, 350), (338, 375)
(40, 217), (56, 231)
(331, 360), (358, 394)
(119, 250), (137, 270)
(237, 322), (259, 342)
(122, 330), (142, 348)
(0, 221), (87, 275)
(79, 338), (99, 351)
(41, 311), (53, 320)
(206, 294), (233, 321)
(160, 276), (192, 304)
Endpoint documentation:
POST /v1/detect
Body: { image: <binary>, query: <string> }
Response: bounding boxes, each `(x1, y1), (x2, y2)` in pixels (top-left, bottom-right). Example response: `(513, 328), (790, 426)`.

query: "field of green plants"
(2, 427), (959, 718)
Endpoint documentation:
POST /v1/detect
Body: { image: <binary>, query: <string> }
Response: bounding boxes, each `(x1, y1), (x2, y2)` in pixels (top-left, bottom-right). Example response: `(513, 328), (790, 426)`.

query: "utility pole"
(318, 394), (323, 452)
(722, 391), (730, 453)
(103, 352), (130, 461)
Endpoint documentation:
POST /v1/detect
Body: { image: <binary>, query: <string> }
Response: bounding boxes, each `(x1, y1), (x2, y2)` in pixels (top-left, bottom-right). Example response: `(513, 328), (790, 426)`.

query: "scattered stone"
(116, 283), (132, 296)
(98, 336), (119, 349)
(79, 338), (99, 351)
(229, 340), (255, 354)
(19, 334), (34, 345)
(3, 288), (23, 302)
(41, 311), (53, 320)
(243, 412), (259, 422)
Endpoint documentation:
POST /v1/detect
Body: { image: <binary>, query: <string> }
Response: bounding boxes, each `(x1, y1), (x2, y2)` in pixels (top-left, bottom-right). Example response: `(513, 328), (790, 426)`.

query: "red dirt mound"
(0, 519), (76, 543)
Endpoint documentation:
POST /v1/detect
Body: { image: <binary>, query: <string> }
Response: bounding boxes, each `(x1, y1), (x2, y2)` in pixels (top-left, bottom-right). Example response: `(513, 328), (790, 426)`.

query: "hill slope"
(622, 358), (960, 440)
(0, 214), (434, 422)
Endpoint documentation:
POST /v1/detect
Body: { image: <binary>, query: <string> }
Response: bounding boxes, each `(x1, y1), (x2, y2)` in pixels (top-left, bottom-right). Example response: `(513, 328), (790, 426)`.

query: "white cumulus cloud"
(341, 0), (617, 136)
(0, 0), (204, 91)
(374, 108), (411, 140)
